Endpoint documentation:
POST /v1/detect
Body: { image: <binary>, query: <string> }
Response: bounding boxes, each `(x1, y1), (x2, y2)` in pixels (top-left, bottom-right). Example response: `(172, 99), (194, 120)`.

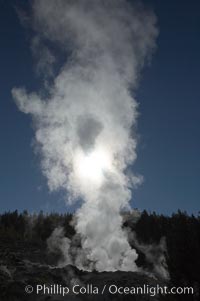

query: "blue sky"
(0, 0), (200, 215)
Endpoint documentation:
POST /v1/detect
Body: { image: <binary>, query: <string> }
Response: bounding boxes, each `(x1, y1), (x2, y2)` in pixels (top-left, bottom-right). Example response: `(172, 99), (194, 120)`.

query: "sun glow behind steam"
(74, 148), (112, 186)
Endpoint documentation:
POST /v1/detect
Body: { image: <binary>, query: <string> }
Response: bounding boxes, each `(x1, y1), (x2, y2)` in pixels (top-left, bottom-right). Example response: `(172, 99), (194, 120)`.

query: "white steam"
(12, 0), (158, 271)
(47, 227), (72, 266)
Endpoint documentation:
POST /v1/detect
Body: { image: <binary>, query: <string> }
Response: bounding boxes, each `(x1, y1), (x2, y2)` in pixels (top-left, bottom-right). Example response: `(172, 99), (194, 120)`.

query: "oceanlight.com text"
(25, 283), (194, 297)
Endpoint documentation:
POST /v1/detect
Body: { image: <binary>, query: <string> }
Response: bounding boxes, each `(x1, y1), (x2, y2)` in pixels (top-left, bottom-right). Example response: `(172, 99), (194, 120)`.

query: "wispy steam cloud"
(12, 0), (158, 271)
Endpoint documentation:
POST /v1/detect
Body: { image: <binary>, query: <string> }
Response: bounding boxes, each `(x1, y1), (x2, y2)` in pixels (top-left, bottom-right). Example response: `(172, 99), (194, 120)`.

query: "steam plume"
(12, 0), (158, 271)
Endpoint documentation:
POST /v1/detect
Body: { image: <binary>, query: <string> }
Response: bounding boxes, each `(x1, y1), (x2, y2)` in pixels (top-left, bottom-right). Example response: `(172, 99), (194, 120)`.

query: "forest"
(0, 210), (200, 300)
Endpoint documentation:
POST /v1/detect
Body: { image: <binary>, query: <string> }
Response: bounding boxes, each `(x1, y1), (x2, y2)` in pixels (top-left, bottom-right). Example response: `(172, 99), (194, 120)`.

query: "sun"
(74, 148), (112, 185)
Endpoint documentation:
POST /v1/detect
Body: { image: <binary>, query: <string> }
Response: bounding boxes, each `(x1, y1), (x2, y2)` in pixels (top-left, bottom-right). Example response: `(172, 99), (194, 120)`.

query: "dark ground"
(0, 238), (169, 301)
(0, 210), (200, 301)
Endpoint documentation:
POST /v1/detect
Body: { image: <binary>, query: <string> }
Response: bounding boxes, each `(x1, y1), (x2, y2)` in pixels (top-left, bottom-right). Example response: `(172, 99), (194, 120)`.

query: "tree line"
(0, 209), (200, 300)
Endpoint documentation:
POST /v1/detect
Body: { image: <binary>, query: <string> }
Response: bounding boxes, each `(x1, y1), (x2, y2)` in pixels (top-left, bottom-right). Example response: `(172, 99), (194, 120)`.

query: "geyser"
(12, 0), (158, 271)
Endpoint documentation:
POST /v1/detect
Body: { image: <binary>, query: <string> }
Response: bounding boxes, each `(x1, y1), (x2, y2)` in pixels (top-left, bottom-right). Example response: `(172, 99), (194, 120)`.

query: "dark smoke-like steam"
(12, 0), (158, 272)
